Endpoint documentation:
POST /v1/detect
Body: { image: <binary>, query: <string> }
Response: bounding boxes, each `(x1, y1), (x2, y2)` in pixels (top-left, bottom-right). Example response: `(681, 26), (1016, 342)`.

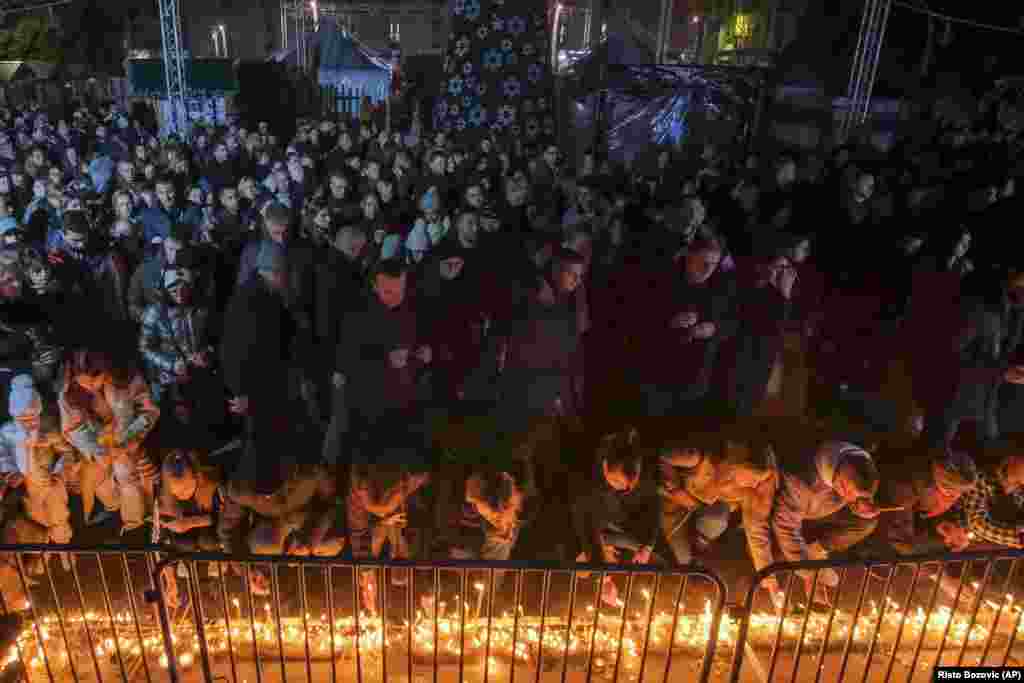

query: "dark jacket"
(315, 249), (368, 367)
(570, 456), (660, 562)
(220, 276), (299, 405)
(335, 292), (429, 423)
(236, 237), (317, 329)
(635, 264), (738, 395)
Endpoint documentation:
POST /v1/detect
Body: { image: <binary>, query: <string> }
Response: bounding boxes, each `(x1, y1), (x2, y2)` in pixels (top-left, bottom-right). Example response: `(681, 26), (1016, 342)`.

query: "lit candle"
(474, 582), (486, 619)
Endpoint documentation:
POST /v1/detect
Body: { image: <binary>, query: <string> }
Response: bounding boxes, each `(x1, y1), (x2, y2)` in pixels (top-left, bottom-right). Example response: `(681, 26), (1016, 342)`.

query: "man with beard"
(635, 233), (738, 417)
(47, 210), (131, 324)
(138, 176), (203, 246)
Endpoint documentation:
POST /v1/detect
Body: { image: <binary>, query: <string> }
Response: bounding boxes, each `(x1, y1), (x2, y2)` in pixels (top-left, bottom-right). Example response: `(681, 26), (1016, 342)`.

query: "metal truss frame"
(158, 0), (189, 138)
(840, 0), (892, 142)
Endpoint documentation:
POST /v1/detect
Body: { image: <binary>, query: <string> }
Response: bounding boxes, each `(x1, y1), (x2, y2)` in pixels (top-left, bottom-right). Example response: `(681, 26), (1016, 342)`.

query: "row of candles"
(3, 580), (1023, 679)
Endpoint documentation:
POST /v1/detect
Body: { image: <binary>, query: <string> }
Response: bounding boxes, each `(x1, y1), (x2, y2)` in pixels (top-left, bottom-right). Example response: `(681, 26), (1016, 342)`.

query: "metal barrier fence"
(726, 549), (1024, 683)
(0, 547), (726, 683)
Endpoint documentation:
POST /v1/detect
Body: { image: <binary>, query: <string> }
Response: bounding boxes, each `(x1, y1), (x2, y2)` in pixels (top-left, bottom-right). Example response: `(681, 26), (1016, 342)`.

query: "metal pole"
(859, 0), (892, 124)
(656, 0), (675, 64)
(843, 0), (877, 142)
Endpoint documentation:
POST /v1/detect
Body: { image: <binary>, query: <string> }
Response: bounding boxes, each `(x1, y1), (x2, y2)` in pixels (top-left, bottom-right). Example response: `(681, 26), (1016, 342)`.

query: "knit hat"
(933, 450), (978, 493)
(256, 241), (287, 272)
(8, 374), (41, 419)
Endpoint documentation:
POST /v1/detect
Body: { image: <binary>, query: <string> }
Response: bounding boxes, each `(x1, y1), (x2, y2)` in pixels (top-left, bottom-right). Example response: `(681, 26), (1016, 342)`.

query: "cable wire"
(893, 1), (1024, 36)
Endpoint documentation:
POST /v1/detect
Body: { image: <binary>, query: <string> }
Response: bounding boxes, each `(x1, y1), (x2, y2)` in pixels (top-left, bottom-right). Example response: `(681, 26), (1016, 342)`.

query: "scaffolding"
(840, 0), (892, 142)
(156, 0), (189, 138)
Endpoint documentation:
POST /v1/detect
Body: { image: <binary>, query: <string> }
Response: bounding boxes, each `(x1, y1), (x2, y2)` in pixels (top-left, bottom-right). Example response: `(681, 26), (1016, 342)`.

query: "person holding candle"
(58, 348), (160, 536)
(767, 440), (880, 607)
(656, 426), (778, 569)
(950, 443), (1024, 549)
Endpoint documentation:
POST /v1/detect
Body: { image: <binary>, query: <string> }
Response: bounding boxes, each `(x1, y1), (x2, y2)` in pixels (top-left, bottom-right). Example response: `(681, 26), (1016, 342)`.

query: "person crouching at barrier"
(449, 462), (537, 562)
(0, 375), (74, 552)
(657, 430), (777, 569)
(156, 450), (222, 552)
(58, 350), (160, 535)
(572, 428), (660, 605)
(949, 443), (1024, 550)
(876, 447), (978, 597)
(218, 456), (344, 596)
(767, 441), (880, 607)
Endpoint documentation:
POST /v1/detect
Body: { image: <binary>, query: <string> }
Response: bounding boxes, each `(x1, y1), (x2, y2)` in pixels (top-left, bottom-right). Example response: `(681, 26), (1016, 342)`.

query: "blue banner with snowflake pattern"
(435, 0), (555, 143)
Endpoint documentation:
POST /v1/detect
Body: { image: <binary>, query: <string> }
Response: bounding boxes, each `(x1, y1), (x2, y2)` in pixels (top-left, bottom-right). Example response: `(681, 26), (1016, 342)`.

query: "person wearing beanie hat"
(0, 374), (74, 547)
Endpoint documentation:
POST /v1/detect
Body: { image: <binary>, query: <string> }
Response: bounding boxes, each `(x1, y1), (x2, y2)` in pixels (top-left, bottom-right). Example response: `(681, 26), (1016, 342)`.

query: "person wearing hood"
(221, 240), (315, 466)
(0, 374), (74, 548)
(127, 222), (213, 323)
(416, 228), (494, 403)
(465, 247), (586, 422)
(766, 441), (880, 607)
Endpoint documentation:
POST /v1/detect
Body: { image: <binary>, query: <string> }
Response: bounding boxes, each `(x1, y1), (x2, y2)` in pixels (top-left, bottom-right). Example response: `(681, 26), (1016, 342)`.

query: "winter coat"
(634, 265), (738, 395)
(57, 369), (160, 462)
(335, 292), (429, 423)
(771, 442), (873, 567)
(217, 462), (332, 555)
(139, 303), (214, 391)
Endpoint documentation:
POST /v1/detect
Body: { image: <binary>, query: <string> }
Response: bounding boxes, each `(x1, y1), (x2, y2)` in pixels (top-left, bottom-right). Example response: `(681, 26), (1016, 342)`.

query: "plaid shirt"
(953, 470), (1024, 548)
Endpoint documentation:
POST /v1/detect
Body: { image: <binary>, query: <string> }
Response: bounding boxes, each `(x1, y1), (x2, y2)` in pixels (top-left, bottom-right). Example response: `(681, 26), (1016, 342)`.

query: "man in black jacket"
(330, 259), (433, 460)
(221, 241), (315, 466)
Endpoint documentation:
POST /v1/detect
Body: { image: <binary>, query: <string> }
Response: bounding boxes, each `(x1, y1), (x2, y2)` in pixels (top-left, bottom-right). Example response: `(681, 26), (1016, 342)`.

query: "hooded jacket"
(770, 442), (874, 568)
(57, 369), (160, 461)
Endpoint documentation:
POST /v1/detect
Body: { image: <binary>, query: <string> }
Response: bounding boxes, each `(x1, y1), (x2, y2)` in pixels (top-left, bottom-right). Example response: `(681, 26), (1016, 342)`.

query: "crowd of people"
(0, 97), (1023, 610)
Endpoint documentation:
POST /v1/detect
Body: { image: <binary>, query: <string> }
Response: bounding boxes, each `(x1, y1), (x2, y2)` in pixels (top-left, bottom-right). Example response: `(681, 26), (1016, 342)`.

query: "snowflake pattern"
(483, 48), (504, 71)
(508, 16), (527, 35)
(439, 2), (550, 142)
(502, 77), (522, 99)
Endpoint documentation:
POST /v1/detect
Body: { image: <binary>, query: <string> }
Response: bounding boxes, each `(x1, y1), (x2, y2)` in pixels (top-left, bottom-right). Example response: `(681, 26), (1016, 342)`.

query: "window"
(389, 21), (400, 42)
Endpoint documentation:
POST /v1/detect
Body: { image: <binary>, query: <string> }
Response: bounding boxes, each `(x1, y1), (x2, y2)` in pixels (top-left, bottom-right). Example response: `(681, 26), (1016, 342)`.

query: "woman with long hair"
(58, 349), (160, 533)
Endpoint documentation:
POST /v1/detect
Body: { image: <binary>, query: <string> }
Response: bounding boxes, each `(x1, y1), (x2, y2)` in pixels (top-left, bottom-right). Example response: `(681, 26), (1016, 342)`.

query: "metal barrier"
(0, 546), (727, 683)
(0, 544), (167, 683)
(726, 549), (1024, 683)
